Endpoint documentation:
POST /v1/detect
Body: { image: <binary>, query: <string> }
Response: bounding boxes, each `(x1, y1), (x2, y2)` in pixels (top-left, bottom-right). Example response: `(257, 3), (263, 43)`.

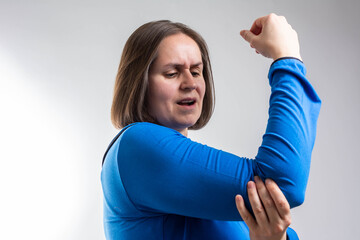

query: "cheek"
(149, 82), (176, 108)
(157, 85), (176, 102)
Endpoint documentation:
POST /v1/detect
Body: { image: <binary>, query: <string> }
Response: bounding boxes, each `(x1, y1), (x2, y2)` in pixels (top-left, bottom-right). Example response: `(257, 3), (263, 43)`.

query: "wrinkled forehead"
(153, 33), (203, 68)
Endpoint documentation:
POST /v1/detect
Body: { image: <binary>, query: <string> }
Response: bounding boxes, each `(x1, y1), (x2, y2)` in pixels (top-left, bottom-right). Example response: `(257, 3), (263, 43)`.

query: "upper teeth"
(181, 100), (193, 103)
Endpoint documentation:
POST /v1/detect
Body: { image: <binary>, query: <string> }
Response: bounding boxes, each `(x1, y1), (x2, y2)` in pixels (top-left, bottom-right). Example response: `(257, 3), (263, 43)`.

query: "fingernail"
(254, 176), (259, 182)
(248, 181), (255, 188)
(265, 179), (272, 185)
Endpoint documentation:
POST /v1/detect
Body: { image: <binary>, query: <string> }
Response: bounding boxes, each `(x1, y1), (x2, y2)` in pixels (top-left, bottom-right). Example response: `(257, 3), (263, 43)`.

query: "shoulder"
(119, 122), (188, 157)
(122, 122), (184, 142)
(115, 122), (198, 180)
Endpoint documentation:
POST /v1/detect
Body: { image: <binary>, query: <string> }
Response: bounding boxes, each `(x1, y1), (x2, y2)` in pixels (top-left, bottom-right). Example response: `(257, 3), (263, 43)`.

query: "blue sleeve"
(287, 227), (299, 240)
(254, 58), (321, 207)
(117, 58), (321, 221)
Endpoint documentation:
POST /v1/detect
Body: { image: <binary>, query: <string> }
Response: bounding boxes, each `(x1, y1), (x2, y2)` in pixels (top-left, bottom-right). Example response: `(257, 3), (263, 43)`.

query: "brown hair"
(111, 20), (215, 130)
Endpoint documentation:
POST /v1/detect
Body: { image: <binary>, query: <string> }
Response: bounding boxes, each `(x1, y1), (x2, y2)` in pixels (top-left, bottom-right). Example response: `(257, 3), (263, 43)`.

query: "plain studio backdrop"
(1, 0), (359, 239)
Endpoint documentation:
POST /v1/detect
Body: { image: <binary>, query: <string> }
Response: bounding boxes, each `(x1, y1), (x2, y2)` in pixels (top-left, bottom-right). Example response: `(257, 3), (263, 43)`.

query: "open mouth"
(177, 99), (196, 106)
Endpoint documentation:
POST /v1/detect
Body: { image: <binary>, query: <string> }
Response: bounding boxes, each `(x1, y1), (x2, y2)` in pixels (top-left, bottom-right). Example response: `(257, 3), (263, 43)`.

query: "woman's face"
(147, 33), (206, 136)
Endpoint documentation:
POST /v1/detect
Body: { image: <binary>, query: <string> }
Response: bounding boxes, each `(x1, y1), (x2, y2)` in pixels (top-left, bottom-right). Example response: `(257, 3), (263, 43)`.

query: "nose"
(180, 71), (196, 91)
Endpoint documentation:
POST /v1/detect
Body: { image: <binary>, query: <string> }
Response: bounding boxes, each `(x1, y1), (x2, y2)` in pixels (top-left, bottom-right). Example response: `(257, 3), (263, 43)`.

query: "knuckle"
(243, 31), (250, 41)
(246, 36), (253, 44)
(240, 210), (251, 223)
(243, 214), (250, 222)
(283, 215), (292, 226)
(263, 198), (275, 208)
(273, 224), (285, 234)
(249, 38), (257, 47)
(269, 13), (277, 18)
(253, 206), (264, 214)
(277, 199), (290, 210)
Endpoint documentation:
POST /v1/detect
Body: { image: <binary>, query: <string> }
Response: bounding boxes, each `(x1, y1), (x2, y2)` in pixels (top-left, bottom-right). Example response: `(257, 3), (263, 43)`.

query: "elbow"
(255, 150), (311, 208)
(260, 172), (308, 208)
(282, 173), (308, 208)
(286, 160), (309, 208)
(259, 162), (308, 208)
(286, 187), (305, 208)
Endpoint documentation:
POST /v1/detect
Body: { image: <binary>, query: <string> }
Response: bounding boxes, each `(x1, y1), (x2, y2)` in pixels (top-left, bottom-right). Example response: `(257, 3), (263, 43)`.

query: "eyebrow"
(163, 62), (203, 69)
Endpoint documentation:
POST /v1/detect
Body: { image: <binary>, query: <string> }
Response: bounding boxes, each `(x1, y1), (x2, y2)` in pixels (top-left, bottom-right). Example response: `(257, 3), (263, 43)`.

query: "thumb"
(240, 30), (256, 44)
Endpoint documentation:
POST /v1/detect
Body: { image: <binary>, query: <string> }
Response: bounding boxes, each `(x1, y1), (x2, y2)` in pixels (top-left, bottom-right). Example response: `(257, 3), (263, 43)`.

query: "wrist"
(272, 53), (302, 62)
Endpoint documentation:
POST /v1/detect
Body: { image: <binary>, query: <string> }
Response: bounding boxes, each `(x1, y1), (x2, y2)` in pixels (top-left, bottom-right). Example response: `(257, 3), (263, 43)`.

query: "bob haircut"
(111, 20), (215, 130)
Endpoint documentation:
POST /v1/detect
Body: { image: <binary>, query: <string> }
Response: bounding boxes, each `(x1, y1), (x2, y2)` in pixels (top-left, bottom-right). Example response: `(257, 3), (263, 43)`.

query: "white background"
(1, 0), (359, 239)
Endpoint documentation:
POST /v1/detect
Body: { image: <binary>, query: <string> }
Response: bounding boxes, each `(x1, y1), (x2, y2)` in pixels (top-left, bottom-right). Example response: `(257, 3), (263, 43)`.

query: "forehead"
(154, 33), (202, 67)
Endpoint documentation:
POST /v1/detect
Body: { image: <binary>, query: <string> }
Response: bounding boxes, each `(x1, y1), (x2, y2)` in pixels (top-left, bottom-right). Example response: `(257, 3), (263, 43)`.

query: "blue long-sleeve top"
(101, 58), (321, 239)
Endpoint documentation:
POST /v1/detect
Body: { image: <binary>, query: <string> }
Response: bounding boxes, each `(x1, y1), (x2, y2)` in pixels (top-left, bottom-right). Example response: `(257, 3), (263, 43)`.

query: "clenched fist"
(240, 13), (302, 61)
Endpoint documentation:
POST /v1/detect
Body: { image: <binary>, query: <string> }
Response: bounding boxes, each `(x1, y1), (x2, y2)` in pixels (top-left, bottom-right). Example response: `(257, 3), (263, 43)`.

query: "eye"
(165, 72), (178, 78)
(191, 71), (200, 77)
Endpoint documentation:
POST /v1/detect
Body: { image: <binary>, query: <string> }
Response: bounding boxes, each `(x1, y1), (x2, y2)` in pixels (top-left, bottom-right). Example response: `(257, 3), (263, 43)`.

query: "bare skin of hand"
(235, 176), (291, 240)
(240, 13), (302, 61)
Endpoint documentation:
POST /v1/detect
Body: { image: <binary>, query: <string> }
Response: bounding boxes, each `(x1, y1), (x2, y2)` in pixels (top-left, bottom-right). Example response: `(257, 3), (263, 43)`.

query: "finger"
(279, 15), (287, 22)
(240, 30), (256, 44)
(249, 16), (265, 35)
(265, 179), (291, 222)
(254, 176), (279, 223)
(235, 195), (257, 229)
(247, 181), (269, 225)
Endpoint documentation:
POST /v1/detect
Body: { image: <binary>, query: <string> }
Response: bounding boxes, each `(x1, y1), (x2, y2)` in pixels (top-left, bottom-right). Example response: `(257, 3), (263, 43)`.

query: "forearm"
(253, 58), (321, 207)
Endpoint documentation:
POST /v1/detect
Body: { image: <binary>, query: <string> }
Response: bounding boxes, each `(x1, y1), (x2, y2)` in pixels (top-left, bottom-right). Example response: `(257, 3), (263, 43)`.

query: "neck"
(179, 128), (188, 137)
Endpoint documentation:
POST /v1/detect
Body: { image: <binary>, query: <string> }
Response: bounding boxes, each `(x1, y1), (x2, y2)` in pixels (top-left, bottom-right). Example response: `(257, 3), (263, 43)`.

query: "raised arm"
(109, 14), (321, 221)
(241, 13), (321, 208)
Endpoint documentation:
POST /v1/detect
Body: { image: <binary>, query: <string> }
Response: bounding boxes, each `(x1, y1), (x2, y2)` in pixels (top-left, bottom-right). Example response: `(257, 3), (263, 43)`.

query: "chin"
(179, 119), (199, 130)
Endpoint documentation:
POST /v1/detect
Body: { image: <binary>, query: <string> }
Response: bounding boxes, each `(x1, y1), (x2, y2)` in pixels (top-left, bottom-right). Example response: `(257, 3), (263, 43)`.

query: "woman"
(101, 14), (321, 240)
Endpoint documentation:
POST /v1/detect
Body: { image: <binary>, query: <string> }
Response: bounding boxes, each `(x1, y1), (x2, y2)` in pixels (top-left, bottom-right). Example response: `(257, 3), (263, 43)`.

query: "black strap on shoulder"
(102, 124), (133, 166)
